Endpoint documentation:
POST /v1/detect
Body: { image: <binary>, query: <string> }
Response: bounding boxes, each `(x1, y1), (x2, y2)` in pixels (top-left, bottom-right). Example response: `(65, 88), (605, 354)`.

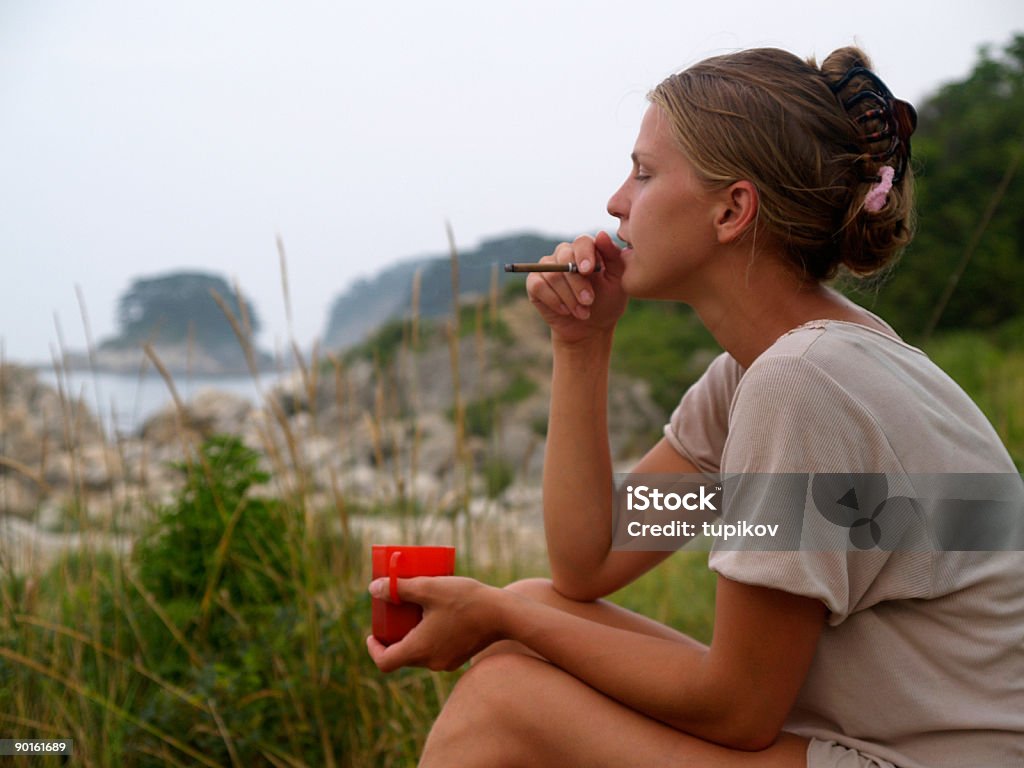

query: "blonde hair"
(649, 46), (915, 280)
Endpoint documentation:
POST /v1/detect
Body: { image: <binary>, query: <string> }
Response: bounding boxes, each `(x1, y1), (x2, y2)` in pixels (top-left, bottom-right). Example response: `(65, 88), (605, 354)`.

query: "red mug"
(371, 545), (456, 645)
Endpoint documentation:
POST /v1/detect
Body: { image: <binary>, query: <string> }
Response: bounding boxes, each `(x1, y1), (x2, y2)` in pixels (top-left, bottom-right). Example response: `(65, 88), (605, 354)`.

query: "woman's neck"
(685, 251), (885, 368)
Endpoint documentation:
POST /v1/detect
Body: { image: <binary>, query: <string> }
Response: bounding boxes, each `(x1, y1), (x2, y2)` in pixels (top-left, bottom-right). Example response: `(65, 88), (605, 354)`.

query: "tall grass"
(0, 424), (710, 766)
(1, 241), (1020, 766)
(921, 319), (1024, 469)
(0, 240), (534, 767)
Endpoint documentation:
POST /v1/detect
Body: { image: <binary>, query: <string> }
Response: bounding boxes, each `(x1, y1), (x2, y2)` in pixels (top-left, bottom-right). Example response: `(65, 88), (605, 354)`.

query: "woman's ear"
(713, 180), (759, 244)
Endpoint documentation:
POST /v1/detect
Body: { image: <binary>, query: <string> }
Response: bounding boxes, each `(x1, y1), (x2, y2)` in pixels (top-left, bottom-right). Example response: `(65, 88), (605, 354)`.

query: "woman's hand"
(527, 231), (627, 345)
(366, 576), (504, 673)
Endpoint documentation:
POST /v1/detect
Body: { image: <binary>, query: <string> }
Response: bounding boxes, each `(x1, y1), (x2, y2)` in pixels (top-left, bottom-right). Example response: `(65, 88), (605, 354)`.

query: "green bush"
(0, 434), (455, 767)
(611, 301), (720, 412)
(450, 372), (538, 439)
(922, 321), (1024, 468)
(136, 435), (296, 607)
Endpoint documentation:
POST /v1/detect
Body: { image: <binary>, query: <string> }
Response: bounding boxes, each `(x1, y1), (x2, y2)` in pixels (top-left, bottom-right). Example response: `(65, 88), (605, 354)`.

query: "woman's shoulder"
(734, 320), (1015, 473)
(762, 316), (923, 362)
(737, 318), (968, 425)
(683, 320), (927, 422)
(743, 318), (930, 394)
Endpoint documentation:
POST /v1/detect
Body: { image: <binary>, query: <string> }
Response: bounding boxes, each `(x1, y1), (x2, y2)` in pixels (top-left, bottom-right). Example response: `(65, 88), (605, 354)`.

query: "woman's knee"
(422, 654), (543, 766)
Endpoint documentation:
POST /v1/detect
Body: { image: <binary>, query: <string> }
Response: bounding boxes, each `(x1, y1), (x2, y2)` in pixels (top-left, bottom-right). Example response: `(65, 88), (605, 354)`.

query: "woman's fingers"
(527, 270), (572, 316)
(594, 231), (624, 278)
(528, 238), (599, 320)
(367, 576), (493, 673)
(543, 242), (590, 320)
(561, 237), (599, 315)
(368, 575), (433, 605)
(366, 634), (392, 668)
(367, 631), (424, 673)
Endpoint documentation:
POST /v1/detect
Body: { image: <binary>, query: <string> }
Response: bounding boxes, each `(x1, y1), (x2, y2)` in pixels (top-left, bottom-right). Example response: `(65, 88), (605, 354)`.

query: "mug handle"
(389, 551), (403, 604)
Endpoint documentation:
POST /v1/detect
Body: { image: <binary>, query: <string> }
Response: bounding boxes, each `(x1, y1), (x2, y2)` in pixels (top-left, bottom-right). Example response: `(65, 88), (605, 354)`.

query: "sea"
(34, 367), (283, 436)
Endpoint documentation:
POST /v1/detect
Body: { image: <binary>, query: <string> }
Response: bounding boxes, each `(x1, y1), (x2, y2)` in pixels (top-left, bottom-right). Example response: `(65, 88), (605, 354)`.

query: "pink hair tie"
(864, 165), (895, 212)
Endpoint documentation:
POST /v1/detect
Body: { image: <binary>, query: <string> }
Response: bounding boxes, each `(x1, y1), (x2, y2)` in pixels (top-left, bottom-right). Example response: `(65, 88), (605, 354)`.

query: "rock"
(36, 499), (65, 531)
(140, 389), (254, 444)
(0, 515), (130, 575)
(0, 474), (44, 518)
(412, 412), (458, 477)
(1, 364), (103, 464)
(340, 464), (384, 499)
(65, 340), (275, 377)
(0, 294), (673, 574)
(79, 443), (124, 491)
(42, 452), (75, 488)
(608, 375), (666, 459)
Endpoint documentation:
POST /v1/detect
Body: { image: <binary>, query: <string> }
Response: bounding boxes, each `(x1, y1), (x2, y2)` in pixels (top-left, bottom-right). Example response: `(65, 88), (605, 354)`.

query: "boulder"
(140, 389), (254, 445)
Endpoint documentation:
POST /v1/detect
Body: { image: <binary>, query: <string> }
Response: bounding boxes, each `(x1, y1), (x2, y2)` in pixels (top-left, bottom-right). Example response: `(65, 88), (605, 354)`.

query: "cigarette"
(503, 263), (601, 273)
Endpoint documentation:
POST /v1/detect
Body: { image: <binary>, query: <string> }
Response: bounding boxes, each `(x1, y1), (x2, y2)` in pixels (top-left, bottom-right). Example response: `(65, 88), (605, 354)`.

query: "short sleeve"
(663, 352), (743, 474)
(707, 354), (934, 625)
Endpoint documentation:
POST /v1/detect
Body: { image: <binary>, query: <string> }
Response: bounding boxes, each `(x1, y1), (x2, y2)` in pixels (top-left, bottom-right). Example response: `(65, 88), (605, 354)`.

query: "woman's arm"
(531, 233), (699, 600)
(368, 573), (824, 750)
(542, 330), (624, 597)
(545, 428), (705, 600)
(497, 576), (824, 749)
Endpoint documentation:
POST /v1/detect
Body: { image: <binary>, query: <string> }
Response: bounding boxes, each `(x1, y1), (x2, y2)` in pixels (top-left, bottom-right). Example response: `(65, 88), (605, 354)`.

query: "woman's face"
(607, 104), (718, 301)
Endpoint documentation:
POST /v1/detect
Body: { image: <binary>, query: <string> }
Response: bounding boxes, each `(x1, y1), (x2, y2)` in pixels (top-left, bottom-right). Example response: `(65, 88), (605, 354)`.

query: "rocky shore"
(58, 339), (277, 377)
(1, 300), (666, 573)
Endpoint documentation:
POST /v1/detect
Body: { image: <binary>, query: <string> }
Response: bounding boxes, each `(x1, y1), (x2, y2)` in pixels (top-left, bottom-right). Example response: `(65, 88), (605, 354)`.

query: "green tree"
(112, 271), (261, 349)
(868, 35), (1024, 337)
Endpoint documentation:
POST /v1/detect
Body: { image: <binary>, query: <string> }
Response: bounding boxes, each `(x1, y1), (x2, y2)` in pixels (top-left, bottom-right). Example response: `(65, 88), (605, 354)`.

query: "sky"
(2, 1), (1021, 365)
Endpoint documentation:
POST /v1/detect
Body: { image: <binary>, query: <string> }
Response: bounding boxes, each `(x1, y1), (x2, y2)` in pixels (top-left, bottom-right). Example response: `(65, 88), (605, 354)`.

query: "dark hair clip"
(830, 66), (918, 182)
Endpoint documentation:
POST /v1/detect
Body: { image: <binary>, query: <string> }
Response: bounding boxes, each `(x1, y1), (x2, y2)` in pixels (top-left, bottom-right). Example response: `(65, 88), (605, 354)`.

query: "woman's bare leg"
(427, 579), (807, 765)
(421, 653), (808, 768)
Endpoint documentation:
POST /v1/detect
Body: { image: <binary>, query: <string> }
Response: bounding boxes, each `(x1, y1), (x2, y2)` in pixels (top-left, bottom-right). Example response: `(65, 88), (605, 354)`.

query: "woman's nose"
(607, 182), (628, 220)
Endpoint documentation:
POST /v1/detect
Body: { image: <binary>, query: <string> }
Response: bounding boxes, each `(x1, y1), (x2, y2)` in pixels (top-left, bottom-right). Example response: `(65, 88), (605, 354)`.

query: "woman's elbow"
(725, 726), (782, 753)
(548, 573), (607, 603)
(504, 576), (603, 606)
(670, 697), (786, 752)
(714, 707), (788, 752)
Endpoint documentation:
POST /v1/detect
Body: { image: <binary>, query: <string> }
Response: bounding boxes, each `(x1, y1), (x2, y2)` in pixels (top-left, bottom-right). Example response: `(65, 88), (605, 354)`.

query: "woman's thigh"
(423, 653), (809, 768)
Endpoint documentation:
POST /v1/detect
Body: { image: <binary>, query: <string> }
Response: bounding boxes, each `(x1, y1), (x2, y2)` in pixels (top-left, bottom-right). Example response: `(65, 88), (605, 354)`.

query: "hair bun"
(820, 46), (916, 276)
(821, 47), (918, 186)
(650, 46), (915, 281)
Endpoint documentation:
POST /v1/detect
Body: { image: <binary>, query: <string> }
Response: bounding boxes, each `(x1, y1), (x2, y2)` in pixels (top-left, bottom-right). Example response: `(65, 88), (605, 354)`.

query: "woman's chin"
(620, 265), (658, 300)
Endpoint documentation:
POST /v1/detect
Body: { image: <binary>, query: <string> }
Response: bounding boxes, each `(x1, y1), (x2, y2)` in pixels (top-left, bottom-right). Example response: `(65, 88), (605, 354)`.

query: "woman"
(367, 46), (1024, 767)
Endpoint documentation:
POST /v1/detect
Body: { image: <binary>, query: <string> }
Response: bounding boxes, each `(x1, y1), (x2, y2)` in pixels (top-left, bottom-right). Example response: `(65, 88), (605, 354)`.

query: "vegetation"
(455, 371), (537, 440)
(107, 272), (261, 351)
(922, 319), (1024, 468)
(0, 35), (1021, 767)
(343, 299), (511, 368)
(862, 34), (1024, 339)
(611, 301), (720, 413)
(324, 234), (563, 351)
(0, 435), (454, 766)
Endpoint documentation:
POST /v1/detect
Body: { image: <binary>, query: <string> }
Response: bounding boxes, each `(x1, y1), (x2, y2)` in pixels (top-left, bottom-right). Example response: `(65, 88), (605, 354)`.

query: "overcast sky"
(2, 1), (1021, 365)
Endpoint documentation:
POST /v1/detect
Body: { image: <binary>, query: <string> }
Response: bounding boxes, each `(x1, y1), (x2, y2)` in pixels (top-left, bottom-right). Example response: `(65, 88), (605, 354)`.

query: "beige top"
(664, 320), (1024, 768)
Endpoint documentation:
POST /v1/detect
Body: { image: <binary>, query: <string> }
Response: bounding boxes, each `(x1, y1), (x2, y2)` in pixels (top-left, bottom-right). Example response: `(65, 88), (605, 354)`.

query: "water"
(36, 368), (282, 436)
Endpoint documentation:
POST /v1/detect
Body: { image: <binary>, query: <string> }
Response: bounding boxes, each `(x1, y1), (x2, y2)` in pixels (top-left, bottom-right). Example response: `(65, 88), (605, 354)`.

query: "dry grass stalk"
(0, 645), (222, 767)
